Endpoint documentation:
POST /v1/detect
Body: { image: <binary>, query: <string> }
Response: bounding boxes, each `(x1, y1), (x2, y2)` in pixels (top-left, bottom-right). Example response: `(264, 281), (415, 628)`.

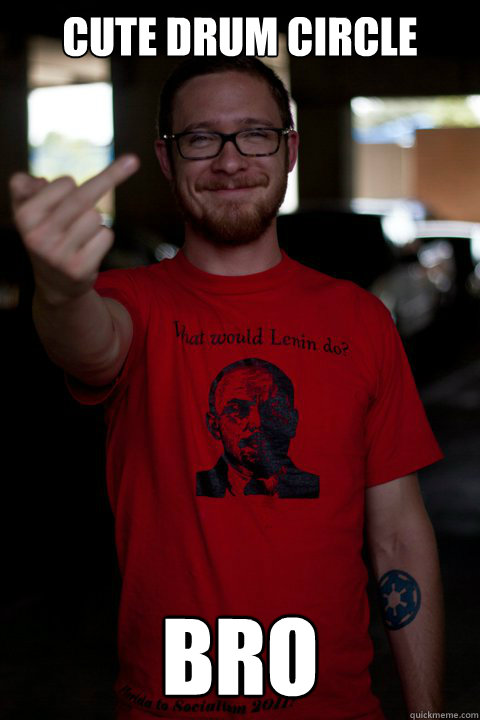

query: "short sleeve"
(64, 267), (148, 406)
(363, 296), (443, 487)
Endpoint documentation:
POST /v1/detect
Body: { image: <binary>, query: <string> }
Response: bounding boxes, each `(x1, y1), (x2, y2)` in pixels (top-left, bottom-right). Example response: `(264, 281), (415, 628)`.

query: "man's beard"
(172, 161), (289, 247)
(236, 429), (291, 477)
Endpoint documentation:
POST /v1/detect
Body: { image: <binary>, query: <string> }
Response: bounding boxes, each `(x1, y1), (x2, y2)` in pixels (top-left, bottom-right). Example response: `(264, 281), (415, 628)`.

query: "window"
(27, 37), (114, 221)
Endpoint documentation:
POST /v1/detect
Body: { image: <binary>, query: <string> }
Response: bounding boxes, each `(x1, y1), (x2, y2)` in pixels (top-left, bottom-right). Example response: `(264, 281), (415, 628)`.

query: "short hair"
(157, 56), (294, 136)
(208, 357), (295, 415)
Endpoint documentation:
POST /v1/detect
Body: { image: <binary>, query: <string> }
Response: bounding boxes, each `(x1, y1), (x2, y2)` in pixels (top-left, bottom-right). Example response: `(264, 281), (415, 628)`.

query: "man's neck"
(225, 459), (284, 497)
(182, 224), (282, 277)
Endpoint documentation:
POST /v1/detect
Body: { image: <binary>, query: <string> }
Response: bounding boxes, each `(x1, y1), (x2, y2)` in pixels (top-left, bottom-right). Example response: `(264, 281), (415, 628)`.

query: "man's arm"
(365, 473), (445, 713)
(32, 291), (133, 387)
(9, 155), (139, 386)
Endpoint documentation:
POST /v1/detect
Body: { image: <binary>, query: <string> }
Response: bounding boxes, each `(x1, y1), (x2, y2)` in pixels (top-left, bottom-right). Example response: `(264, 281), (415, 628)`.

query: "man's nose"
(210, 138), (249, 173)
(246, 404), (261, 430)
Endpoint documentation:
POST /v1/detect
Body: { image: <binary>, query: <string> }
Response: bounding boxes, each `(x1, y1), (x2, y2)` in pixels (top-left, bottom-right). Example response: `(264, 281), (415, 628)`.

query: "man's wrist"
(33, 280), (95, 310)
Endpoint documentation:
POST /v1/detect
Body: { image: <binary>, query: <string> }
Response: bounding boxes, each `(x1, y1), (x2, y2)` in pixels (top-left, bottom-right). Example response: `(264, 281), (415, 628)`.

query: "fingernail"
(10, 173), (30, 191)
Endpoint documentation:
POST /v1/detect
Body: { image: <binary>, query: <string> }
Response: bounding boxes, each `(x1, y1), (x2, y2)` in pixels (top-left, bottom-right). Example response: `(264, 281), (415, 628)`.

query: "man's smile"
(210, 187), (255, 196)
(198, 177), (267, 193)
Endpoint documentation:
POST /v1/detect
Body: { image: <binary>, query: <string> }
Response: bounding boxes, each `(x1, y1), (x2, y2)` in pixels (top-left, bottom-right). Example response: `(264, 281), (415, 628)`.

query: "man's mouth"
(240, 433), (262, 450)
(205, 186), (258, 197)
(215, 186), (252, 192)
(198, 178), (267, 193)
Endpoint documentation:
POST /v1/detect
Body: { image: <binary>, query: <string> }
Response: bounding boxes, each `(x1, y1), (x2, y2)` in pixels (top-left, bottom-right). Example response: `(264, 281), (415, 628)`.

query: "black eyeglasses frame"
(161, 127), (291, 160)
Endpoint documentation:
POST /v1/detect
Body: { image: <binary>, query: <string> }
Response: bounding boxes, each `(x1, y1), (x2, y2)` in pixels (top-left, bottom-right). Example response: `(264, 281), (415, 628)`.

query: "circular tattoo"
(378, 569), (421, 630)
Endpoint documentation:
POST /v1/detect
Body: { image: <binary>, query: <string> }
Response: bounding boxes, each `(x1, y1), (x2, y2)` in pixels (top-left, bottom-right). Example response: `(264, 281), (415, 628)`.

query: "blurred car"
(413, 219), (480, 302)
(276, 209), (455, 338)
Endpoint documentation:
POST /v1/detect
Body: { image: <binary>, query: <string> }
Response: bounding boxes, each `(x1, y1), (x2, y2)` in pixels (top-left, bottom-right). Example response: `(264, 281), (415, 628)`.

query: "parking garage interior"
(1, 12), (479, 720)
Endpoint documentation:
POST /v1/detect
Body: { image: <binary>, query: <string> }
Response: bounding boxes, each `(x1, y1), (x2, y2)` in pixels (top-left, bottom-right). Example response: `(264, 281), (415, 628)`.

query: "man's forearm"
(33, 288), (132, 386)
(369, 508), (445, 713)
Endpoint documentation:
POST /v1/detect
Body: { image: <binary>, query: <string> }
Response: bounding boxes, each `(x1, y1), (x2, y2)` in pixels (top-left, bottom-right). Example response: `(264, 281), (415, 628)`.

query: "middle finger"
(48, 155), (139, 231)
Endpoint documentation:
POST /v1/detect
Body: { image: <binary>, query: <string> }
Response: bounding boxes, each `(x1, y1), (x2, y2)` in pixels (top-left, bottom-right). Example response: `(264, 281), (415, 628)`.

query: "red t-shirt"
(67, 250), (443, 720)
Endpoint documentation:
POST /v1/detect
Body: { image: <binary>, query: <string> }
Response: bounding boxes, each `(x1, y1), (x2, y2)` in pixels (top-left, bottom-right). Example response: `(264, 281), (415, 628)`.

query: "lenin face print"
(210, 359), (297, 475)
(196, 358), (319, 498)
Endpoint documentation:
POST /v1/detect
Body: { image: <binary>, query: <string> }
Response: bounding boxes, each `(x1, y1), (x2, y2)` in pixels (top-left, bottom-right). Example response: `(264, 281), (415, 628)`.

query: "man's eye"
(225, 403), (240, 415)
(224, 402), (248, 418)
(186, 133), (215, 147)
(242, 129), (269, 140)
(264, 398), (289, 421)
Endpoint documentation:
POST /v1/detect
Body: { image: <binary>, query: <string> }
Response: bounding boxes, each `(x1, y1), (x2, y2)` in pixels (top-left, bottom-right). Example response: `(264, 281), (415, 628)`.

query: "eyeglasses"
(162, 128), (291, 160)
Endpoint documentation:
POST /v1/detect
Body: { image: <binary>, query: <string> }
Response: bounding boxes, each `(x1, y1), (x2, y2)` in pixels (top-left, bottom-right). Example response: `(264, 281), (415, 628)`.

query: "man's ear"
(287, 130), (299, 173)
(288, 407), (299, 438)
(206, 411), (222, 441)
(154, 139), (174, 182)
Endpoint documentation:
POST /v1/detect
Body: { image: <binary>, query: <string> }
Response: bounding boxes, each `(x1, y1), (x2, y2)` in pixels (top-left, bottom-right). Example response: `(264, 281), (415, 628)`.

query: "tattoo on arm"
(378, 569), (421, 630)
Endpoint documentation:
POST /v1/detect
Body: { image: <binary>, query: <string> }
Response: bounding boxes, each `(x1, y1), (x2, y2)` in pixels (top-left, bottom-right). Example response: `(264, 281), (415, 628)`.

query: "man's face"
(208, 366), (298, 477)
(156, 71), (298, 246)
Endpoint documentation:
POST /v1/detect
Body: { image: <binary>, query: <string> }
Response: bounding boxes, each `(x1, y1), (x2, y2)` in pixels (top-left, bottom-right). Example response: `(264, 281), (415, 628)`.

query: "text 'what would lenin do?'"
(63, 16), (417, 58)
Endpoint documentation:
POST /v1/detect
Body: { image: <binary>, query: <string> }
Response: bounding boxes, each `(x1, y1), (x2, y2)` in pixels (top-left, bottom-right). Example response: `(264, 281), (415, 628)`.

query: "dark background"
(1, 9), (479, 719)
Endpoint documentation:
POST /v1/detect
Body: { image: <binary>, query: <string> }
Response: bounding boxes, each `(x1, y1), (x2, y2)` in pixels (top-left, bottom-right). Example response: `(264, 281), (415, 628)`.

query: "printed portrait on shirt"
(196, 357), (319, 498)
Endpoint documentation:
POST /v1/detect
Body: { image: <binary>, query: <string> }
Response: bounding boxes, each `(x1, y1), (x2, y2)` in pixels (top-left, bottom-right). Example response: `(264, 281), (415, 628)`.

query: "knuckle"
(24, 222), (61, 256)
(85, 208), (103, 226)
(53, 175), (77, 193)
(65, 258), (87, 283)
(23, 225), (46, 250)
(8, 172), (24, 193)
(96, 228), (115, 255)
(48, 244), (67, 266)
(100, 227), (114, 244)
(13, 204), (31, 229)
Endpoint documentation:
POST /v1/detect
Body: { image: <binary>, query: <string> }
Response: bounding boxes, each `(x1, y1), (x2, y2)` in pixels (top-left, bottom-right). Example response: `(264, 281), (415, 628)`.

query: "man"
(10, 57), (444, 719)
(197, 357), (319, 497)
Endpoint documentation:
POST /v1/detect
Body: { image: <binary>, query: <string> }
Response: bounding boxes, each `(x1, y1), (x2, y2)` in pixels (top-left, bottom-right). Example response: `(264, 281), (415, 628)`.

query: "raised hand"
(9, 154), (140, 305)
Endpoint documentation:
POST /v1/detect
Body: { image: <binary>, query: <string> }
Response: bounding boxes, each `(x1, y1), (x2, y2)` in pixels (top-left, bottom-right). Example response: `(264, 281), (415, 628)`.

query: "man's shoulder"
(290, 257), (388, 319)
(279, 458), (319, 498)
(196, 457), (229, 497)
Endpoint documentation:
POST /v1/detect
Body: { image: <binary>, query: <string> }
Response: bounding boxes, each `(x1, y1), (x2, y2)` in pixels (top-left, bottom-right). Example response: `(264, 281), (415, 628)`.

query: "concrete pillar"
(111, 55), (183, 243)
(0, 33), (29, 228)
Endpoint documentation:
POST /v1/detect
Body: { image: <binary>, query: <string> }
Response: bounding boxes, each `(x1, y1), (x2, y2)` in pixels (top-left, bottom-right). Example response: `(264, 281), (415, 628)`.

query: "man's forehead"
(172, 71), (283, 130)
(215, 366), (277, 402)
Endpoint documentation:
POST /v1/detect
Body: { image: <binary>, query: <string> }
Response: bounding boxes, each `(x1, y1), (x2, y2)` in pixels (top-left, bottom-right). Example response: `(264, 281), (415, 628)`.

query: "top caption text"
(63, 17), (417, 58)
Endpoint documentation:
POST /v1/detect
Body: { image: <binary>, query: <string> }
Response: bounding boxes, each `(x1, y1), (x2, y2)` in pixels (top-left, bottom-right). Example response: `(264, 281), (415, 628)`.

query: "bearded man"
(10, 56), (444, 720)
(196, 357), (319, 498)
